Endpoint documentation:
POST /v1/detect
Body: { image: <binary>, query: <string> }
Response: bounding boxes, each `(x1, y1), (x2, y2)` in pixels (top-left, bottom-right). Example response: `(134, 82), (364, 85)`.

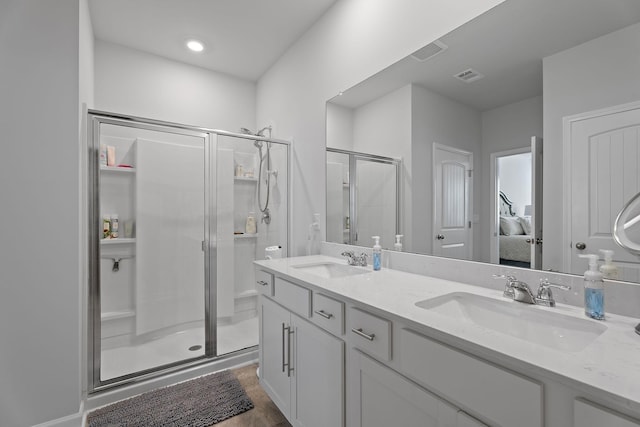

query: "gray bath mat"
(87, 370), (254, 426)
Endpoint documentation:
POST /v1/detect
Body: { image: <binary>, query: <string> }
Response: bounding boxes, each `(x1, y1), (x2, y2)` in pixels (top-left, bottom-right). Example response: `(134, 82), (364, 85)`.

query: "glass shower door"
(92, 118), (210, 385)
(215, 134), (289, 356)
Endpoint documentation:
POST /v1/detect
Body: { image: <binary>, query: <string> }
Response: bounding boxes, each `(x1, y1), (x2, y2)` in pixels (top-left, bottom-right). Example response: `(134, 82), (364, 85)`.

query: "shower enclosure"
(88, 111), (289, 392)
(326, 148), (401, 248)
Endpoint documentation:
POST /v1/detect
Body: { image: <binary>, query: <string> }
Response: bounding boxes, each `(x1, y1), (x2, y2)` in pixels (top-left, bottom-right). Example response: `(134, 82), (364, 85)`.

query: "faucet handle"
(493, 274), (517, 298)
(535, 279), (571, 307)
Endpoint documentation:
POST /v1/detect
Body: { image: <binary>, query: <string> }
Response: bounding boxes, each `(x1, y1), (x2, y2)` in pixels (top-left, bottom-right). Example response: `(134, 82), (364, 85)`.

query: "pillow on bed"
(519, 216), (532, 235)
(500, 216), (524, 235)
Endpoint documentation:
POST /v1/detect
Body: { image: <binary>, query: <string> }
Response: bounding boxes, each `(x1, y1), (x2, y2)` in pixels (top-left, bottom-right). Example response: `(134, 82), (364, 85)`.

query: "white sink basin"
(415, 292), (607, 352)
(292, 262), (369, 279)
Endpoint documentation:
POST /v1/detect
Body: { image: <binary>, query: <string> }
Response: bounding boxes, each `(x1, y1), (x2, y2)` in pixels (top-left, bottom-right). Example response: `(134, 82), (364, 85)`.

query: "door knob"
(436, 234), (445, 240)
(575, 242), (586, 250)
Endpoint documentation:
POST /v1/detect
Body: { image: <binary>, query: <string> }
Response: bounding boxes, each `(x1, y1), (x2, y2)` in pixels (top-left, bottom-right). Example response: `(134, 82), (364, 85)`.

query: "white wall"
(411, 84), (482, 256)
(94, 40), (256, 131)
(543, 22), (640, 270)
(0, 1), (86, 425)
(326, 103), (354, 151)
(256, 0), (506, 255)
(479, 95), (542, 261)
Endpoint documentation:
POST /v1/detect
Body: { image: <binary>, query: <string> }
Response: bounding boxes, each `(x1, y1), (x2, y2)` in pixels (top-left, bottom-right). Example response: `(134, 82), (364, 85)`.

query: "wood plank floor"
(216, 364), (292, 427)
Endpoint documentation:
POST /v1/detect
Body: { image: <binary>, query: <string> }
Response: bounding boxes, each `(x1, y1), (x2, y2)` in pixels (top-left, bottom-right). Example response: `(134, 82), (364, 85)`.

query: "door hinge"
(468, 221), (472, 228)
(468, 170), (472, 178)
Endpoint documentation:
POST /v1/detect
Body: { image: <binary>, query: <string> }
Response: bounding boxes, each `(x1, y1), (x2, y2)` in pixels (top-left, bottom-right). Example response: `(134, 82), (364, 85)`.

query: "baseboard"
(32, 403), (84, 427)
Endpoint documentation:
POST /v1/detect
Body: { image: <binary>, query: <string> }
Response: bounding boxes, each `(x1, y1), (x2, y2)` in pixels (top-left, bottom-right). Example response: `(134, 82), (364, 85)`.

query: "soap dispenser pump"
(394, 235), (404, 252)
(579, 254), (605, 320)
(372, 236), (382, 271)
(599, 249), (619, 280)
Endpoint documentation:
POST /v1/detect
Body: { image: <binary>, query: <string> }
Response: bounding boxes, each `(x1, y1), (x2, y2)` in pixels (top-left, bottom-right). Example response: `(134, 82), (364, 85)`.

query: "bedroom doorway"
(490, 137), (542, 269)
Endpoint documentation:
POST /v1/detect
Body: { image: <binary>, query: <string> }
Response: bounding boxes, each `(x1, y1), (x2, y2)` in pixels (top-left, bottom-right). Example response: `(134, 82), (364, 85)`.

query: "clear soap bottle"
(599, 249), (619, 280)
(579, 254), (604, 320)
(372, 236), (382, 271)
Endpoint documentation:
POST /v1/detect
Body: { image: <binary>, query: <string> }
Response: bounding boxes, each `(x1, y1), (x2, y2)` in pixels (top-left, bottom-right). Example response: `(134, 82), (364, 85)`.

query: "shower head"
(256, 126), (272, 137)
(240, 127), (253, 135)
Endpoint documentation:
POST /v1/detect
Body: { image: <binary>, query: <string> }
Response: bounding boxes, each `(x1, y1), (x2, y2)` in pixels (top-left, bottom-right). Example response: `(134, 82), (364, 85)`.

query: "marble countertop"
(255, 255), (640, 413)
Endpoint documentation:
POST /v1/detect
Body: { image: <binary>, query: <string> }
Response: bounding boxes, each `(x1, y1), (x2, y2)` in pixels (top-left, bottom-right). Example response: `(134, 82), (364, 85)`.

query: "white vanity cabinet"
(349, 350), (487, 427)
(256, 258), (640, 427)
(258, 274), (345, 427)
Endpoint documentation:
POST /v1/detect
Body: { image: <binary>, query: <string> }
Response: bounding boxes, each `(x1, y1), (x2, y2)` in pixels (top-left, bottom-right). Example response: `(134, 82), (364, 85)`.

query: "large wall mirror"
(326, 0), (640, 283)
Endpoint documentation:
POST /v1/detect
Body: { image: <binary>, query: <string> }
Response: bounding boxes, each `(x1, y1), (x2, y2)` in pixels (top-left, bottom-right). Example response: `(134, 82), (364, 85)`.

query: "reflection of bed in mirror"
(499, 191), (531, 268)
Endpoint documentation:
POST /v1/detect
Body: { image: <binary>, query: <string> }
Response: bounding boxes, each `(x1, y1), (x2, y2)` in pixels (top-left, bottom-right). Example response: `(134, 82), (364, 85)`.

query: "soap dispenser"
(579, 254), (605, 320)
(394, 235), (404, 252)
(372, 236), (382, 271)
(599, 249), (619, 280)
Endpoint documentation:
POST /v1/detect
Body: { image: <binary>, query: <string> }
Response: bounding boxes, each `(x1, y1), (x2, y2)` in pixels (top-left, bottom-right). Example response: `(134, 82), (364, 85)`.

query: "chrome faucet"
(535, 279), (571, 307)
(494, 274), (535, 304)
(341, 251), (368, 267)
(494, 275), (571, 306)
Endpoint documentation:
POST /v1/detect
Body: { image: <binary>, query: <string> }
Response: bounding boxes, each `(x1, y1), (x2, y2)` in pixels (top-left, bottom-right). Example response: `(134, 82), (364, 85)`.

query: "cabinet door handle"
(281, 323), (288, 373)
(314, 309), (333, 319)
(351, 327), (375, 341)
(287, 327), (294, 377)
(257, 280), (269, 286)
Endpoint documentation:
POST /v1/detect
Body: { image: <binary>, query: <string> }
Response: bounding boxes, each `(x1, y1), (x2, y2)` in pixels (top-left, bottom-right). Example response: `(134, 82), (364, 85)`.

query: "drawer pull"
(257, 280), (269, 286)
(314, 309), (333, 319)
(352, 328), (375, 341)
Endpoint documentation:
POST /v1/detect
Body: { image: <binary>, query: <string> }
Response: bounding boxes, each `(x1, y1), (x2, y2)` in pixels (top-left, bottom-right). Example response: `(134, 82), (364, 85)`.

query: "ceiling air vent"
(411, 40), (448, 62)
(454, 68), (484, 83)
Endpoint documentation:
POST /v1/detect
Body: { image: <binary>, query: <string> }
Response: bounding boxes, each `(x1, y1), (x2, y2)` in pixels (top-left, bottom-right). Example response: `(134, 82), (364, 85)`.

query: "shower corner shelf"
(101, 310), (135, 322)
(234, 176), (258, 182)
(234, 233), (258, 239)
(100, 237), (136, 245)
(100, 165), (136, 173)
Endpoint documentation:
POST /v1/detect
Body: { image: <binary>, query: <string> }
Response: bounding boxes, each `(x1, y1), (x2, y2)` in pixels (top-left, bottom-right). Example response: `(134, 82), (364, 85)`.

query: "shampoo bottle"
(246, 212), (257, 234)
(394, 235), (404, 252)
(599, 249), (619, 280)
(579, 254), (605, 320)
(372, 236), (382, 271)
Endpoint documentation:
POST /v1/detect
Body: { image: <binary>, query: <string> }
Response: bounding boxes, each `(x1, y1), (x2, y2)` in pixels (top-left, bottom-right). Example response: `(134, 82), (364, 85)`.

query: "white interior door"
(530, 136), (543, 269)
(567, 102), (640, 281)
(433, 144), (472, 260)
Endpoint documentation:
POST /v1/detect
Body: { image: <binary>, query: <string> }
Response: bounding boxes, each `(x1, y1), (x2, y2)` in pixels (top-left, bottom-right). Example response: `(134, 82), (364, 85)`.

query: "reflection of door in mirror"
(493, 149), (532, 269)
(566, 101), (640, 282)
(433, 144), (472, 260)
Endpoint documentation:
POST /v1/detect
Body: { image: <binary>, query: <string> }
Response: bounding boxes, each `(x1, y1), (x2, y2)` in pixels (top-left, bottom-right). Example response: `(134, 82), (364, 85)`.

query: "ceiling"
(331, 0), (640, 111)
(89, 0), (339, 81)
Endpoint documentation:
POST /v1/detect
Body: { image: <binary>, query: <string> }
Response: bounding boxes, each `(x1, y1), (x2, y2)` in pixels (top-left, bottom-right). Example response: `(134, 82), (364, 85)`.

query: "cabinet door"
(574, 399), (640, 427)
(349, 350), (458, 427)
(260, 297), (292, 418)
(291, 314), (344, 427)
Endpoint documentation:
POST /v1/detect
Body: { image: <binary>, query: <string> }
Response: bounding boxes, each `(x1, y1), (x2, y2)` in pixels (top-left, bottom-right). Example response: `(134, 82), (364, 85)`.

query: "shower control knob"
(436, 234), (445, 240)
(575, 242), (586, 250)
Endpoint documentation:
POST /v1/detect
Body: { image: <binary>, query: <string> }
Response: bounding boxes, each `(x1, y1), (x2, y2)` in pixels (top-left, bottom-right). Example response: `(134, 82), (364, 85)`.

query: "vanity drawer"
(312, 293), (344, 336)
(399, 328), (542, 427)
(255, 269), (273, 296)
(274, 277), (311, 318)
(348, 307), (392, 361)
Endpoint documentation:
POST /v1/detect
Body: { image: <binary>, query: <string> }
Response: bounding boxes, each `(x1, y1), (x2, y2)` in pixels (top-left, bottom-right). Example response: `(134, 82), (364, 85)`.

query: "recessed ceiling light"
(186, 40), (204, 52)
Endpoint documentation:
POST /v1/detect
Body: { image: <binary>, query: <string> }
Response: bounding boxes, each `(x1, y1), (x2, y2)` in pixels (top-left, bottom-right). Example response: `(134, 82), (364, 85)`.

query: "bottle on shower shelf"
(246, 212), (257, 234)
